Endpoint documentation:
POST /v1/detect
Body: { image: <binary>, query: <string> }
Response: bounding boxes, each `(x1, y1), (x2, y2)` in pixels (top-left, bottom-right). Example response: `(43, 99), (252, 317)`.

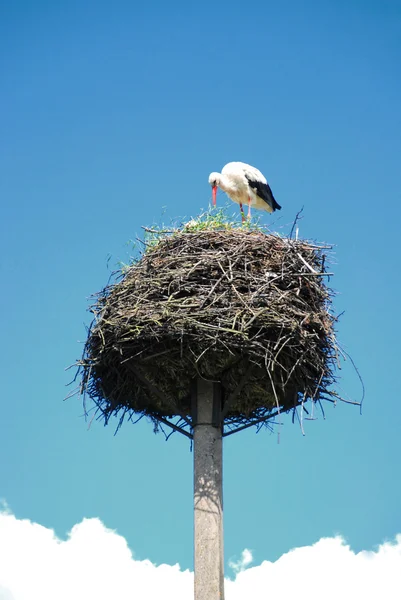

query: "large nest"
(77, 229), (339, 435)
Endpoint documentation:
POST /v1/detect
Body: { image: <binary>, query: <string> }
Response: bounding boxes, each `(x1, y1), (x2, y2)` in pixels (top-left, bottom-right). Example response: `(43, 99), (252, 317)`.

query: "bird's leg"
(239, 203), (246, 223)
(247, 196), (251, 219)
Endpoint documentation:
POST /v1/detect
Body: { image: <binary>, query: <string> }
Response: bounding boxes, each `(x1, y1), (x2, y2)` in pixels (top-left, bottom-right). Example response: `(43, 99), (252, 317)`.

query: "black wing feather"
(245, 175), (281, 211)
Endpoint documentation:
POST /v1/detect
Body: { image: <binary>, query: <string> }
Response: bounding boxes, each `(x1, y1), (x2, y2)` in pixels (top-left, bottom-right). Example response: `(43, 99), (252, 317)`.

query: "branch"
(153, 414), (193, 439)
(223, 408), (282, 436)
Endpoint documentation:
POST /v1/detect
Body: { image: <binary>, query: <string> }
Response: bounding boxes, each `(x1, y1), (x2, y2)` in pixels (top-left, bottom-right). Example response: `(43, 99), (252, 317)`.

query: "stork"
(208, 161), (281, 222)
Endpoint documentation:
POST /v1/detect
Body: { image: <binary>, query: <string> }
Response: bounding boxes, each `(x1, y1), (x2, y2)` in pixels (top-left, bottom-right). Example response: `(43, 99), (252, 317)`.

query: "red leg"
(239, 203), (246, 223)
(248, 196), (251, 219)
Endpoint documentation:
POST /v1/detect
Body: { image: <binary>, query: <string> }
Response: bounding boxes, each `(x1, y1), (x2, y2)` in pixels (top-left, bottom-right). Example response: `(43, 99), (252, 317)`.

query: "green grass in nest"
(122, 205), (274, 270)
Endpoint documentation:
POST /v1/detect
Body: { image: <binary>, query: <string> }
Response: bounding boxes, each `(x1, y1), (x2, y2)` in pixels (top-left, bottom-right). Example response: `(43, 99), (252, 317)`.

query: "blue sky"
(1, 0), (401, 587)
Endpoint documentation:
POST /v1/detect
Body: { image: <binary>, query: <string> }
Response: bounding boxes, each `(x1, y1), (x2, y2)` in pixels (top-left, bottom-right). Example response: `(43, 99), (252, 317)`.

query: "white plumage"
(208, 161), (281, 221)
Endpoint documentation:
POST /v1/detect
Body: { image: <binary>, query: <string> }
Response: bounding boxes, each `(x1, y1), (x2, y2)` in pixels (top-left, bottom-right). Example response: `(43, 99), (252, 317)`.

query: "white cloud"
(228, 548), (253, 573)
(226, 536), (401, 600)
(0, 509), (400, 600)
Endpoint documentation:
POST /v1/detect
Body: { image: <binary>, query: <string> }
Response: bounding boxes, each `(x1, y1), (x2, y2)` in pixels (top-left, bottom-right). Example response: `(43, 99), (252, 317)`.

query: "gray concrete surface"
(193, 378), (224, 600)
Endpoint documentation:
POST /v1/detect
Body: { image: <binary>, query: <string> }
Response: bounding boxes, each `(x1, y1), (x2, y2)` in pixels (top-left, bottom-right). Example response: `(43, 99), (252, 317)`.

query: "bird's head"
(208, 172), (220, 206)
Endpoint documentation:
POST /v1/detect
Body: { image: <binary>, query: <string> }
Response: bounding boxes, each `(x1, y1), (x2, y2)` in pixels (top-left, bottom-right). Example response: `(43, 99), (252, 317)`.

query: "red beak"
(212, 186), (217, 206)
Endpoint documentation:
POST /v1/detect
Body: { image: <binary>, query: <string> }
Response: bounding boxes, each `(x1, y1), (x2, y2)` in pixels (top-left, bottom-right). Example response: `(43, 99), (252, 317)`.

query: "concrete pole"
(193, 378), (224, 600)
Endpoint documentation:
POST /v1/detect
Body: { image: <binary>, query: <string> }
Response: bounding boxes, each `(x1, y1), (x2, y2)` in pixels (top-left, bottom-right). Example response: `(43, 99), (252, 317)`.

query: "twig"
(289, 207), (304, 239)
(141, 226), (175, 234)
(296, 252), (319, 274)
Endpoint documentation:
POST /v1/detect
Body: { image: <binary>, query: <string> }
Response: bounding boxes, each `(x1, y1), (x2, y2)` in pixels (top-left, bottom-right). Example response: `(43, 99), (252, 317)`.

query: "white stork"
(208, 161), (281, 222)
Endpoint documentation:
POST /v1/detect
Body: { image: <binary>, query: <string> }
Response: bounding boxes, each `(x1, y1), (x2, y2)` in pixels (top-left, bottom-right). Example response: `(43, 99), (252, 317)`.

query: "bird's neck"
(218, 174), (236, 195)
